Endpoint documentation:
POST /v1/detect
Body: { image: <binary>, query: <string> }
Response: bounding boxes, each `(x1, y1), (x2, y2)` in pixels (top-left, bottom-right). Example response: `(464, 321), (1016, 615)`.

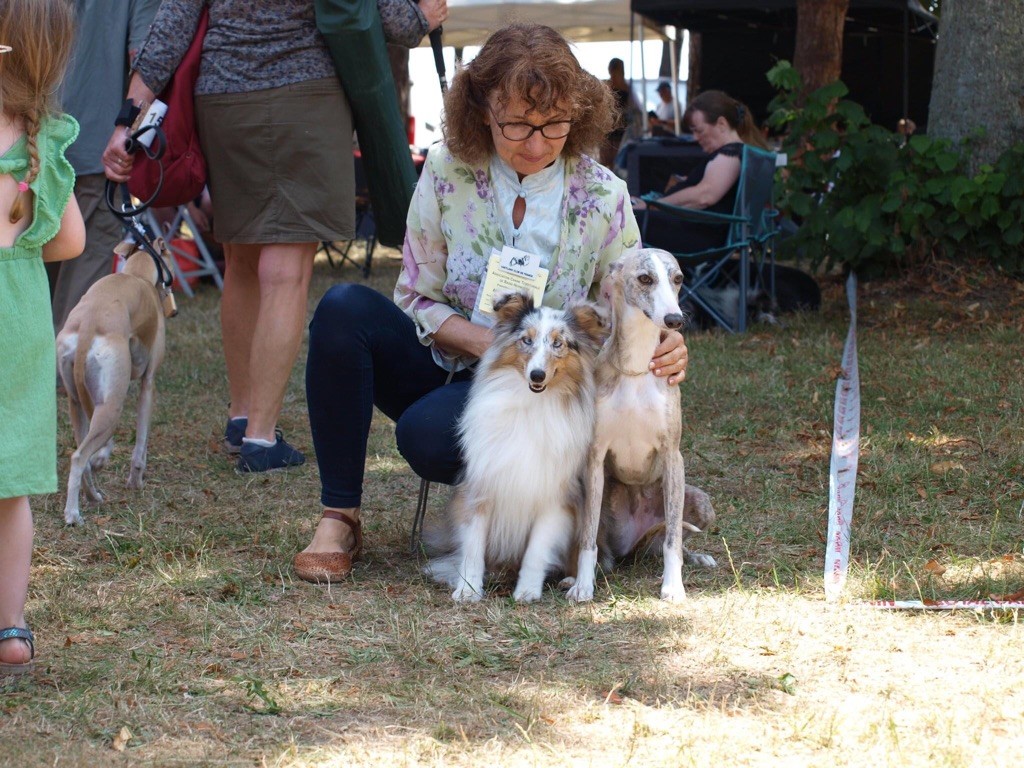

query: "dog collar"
(608, 358), (649, 377)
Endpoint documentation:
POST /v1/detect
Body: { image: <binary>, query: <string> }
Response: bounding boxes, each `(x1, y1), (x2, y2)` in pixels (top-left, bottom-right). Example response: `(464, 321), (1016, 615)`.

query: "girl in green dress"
(0, 0), (85, 677)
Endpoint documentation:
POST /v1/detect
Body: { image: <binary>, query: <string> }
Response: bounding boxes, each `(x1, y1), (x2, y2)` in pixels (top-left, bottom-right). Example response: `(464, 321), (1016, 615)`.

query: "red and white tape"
(866, 600), (1024, 611)
(822, 274), (1022, 611)
(824, 272), (860, 602)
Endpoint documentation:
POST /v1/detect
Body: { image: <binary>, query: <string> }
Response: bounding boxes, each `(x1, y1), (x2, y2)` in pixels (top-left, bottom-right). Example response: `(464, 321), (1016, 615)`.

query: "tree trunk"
(388, 44), (411, 141)
(793, 0), (849, 94)
(928, 0), (1024, 173)
(687, 32), (702, 103)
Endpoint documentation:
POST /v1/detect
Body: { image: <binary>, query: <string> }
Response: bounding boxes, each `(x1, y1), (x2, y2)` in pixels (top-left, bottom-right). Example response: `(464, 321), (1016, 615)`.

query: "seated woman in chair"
(632, 90), (767, 253)
(291, 23), (690, 584)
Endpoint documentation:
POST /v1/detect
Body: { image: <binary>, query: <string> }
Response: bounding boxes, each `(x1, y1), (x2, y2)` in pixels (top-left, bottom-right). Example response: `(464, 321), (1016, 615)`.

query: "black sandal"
(0, 626), (35, 676)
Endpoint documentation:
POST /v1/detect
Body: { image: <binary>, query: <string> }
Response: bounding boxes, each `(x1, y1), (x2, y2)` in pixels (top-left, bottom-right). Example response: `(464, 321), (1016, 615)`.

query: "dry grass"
(2, 248), (1022, 767)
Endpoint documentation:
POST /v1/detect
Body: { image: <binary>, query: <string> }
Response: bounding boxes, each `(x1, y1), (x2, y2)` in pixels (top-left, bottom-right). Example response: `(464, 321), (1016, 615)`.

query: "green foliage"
(766, 61), (1024, 277)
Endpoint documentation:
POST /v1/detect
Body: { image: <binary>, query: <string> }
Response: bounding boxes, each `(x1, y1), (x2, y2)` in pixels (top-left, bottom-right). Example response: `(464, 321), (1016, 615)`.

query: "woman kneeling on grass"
(293, 22), (690, 584)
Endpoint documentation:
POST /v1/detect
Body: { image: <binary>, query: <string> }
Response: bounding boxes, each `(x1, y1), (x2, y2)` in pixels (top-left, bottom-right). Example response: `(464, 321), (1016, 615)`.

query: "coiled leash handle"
(103, 122), (167, 219)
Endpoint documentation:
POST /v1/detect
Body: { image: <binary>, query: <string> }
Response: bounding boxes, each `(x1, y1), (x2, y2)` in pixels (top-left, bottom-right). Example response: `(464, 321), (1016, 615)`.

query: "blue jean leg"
(305, 284), (471, 508)
(394, 380), (471, 486)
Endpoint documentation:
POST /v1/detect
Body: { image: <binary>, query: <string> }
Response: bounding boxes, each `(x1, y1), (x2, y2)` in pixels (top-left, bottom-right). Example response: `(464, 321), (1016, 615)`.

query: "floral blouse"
(395, 145), (641, 370)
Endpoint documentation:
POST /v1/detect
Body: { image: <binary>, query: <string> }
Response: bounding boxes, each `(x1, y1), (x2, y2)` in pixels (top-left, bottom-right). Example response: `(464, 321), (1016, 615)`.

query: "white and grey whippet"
(567, 248), (716, 602)
(57, 238), (175, 526)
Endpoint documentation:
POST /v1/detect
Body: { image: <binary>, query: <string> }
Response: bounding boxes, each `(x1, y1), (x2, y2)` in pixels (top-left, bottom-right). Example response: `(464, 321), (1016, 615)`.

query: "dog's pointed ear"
(113, 239), (135, 257)
(492, 291), (533, 326)
(570, 302), (610, 348)
(153, 237), (174, 266)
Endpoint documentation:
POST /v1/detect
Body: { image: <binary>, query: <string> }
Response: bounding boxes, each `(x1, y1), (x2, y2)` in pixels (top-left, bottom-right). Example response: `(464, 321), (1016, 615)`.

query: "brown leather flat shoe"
(293, 510), (363, 584)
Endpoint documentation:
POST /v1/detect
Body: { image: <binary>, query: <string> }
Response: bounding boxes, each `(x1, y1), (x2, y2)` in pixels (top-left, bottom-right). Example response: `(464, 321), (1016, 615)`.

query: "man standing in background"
(49, 0), (160, 335)
(601, 57), (642, 170)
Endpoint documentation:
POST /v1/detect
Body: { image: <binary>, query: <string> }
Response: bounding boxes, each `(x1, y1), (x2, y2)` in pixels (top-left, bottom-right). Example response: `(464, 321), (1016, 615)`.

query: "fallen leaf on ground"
(923, 559), (946, 576)
(64, 633), (108, 646)
(112, 726), (132, 752)
(777, 673), (797, 695)
(601, 689), (624, 705)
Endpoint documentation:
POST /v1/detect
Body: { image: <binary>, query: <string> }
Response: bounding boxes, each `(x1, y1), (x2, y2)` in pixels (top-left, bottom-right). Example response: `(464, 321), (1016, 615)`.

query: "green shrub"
(766, 61), (1024, 277)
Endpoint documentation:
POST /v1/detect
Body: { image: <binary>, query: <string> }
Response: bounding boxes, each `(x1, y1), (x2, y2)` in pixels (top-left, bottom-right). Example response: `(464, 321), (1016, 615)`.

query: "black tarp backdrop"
(631, 0), (938, 133)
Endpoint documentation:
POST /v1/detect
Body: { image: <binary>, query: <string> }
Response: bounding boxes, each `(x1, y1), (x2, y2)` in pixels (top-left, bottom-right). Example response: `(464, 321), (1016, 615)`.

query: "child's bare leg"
(0, 496), (33, 665)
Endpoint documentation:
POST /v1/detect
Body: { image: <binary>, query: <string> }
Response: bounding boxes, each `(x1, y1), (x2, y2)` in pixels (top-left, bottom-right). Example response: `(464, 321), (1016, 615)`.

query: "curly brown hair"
(442, 23), (614, 166)
(683, 90), (768, 149)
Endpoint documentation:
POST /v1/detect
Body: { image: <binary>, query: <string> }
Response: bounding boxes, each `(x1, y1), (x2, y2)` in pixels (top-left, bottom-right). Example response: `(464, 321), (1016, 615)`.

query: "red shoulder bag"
(129, 7), (209, 207)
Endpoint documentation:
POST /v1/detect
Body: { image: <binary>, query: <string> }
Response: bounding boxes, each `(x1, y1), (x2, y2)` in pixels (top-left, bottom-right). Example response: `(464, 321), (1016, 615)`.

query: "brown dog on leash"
(56, 238), (176, 526)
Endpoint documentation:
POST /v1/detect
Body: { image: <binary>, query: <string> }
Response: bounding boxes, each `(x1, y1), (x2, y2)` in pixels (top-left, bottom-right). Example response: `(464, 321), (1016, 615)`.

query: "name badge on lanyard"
(471, 245), (549, 327)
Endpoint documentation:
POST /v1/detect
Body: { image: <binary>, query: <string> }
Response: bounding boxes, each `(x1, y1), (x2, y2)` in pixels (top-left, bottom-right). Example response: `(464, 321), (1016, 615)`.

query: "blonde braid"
(8, 107), (39, 224)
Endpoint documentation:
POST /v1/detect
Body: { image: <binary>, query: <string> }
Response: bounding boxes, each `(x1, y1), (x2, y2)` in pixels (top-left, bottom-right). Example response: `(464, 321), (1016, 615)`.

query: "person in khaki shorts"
(102, 0), (446, 473)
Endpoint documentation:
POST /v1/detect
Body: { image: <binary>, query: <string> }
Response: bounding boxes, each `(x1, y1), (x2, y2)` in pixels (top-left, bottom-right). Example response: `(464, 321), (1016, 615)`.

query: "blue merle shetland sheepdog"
(424, 292), (606, 602)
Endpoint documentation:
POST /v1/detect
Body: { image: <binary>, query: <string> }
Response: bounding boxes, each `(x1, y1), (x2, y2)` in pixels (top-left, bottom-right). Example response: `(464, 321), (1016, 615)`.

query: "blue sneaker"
(236, 435), (306, 473)
(223, 417), (248, 454)
(225, 418), (283, 455)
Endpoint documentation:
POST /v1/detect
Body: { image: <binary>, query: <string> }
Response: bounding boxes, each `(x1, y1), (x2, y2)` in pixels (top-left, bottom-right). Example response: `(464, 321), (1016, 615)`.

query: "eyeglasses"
(489, 107), (572, 142)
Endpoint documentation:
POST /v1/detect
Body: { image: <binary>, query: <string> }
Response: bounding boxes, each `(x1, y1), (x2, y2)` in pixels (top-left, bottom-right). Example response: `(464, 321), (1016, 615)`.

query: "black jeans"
(305, 284), (473, 509)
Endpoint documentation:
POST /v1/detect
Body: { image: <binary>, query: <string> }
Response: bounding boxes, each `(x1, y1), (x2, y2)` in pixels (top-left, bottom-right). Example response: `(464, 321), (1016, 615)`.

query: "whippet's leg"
(63, 453), (87, 527)
(514, 505), (573, 603)
(127, 368), (157, 490)
(63, 401), (122, 525)
(452, 510), (489, 603)
(567, 452), (606, 603)
(660, 451), (687, 601)
(90, 438), (115, 471)
(682, 484), (718, 568)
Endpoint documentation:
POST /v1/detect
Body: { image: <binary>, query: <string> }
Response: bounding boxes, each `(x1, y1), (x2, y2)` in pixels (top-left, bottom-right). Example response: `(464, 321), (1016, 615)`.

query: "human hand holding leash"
(416, 0), (448, 93)
(418, 0), (448, 31)
(102, 127), (135, 182)
(102, 72), (158, 182)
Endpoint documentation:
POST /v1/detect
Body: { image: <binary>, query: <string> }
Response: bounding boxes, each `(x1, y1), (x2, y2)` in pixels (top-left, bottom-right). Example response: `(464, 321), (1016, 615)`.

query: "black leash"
(103, 122), (166, 219)
(105, 181), (174, 291)
(429, 27), (447, 93)
(120, 204), (175, 291)
(101, 122), (174, 290)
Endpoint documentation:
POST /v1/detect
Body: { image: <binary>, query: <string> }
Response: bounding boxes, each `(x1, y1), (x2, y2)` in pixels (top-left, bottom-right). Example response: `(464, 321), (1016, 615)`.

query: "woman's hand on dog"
(651, 330), (688, 385)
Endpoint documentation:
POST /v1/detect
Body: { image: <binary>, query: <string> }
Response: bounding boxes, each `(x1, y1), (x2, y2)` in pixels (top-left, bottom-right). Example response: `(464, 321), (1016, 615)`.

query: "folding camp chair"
(144, 205), (223, 298)
(321, 150), (377, 277)
(640, 145), (779, 333)
(320, 205), (376, 277)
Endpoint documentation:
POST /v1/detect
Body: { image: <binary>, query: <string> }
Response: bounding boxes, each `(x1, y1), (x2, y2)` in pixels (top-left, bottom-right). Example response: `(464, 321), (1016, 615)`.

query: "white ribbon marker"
(824, 272), (860, 602)
(822, 274), (1023, 611)
(867, 600), (1024, 611)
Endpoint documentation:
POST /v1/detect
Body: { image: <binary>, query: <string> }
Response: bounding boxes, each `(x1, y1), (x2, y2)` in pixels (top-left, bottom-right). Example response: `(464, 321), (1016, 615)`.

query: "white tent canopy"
(430, 0), (639, 47)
